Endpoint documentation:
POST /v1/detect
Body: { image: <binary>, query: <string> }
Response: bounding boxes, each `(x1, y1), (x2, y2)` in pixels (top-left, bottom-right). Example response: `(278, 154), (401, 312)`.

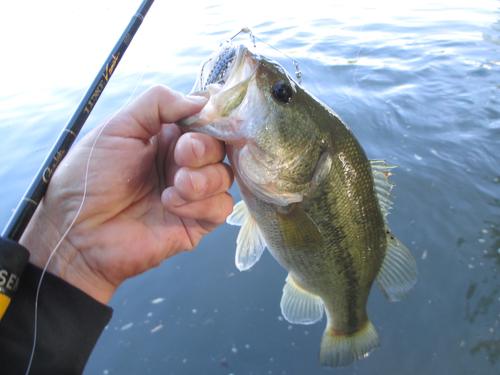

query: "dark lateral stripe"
(327, 221), (359, 330)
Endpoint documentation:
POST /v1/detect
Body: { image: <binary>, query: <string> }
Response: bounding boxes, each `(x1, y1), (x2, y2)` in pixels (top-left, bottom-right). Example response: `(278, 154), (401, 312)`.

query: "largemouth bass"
(178, 41), (417, 367)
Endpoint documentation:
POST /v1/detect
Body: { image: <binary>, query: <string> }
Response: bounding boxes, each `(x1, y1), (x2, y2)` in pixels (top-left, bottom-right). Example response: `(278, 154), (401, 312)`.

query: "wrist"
(20, 202), (116, 305)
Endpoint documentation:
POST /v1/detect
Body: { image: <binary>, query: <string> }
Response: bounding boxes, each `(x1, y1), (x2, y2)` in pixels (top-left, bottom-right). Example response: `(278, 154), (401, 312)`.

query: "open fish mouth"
(192, 40), (261, 94)
(179, 41), (260, 140)
(195, 41), (237, 91)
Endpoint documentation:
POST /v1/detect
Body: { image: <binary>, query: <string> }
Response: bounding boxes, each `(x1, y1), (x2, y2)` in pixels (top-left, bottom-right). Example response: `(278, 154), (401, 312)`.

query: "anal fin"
(280, 274), (324, 325)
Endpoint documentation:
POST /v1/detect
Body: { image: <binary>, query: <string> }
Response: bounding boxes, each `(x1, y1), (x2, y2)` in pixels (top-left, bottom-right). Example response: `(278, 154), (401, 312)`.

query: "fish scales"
(283, 147), (384, 333)
(178, 41), (417, 367)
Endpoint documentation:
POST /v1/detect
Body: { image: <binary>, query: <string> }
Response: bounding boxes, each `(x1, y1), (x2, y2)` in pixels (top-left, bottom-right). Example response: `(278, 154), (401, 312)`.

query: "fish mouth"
(195, 41), (237, 91)
(192, 42), (255, 93)
(178, 42), (260, 141)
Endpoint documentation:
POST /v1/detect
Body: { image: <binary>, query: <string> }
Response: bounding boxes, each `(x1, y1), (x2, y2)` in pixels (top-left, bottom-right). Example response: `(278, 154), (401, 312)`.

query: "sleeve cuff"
(0, 238), (113, 374)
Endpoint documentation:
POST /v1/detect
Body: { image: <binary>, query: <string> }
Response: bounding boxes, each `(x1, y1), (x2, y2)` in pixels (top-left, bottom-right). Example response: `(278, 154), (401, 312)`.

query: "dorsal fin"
(227, 200), (267, 271)
(376, 228), (418, 301)
(371, 160), (418, 301)
(370, 160), (396, 223)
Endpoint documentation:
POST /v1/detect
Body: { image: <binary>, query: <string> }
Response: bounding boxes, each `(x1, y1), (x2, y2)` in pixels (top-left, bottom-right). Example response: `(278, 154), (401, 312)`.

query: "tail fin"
(318, 319), (380, 367)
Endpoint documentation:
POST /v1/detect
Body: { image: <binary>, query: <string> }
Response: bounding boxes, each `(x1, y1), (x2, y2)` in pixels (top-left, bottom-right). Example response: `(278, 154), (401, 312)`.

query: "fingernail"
(162, 188), (187, 208)
(186, 93), (209, 106)
(177, 169), (207, 194)
(188, 170), (207, 193)
(190, 137), (205, 161)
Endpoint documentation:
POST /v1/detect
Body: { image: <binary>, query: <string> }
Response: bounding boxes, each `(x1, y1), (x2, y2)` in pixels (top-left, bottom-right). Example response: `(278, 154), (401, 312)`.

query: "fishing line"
(336, 24), (365, 105)
(338, 44), (364, 105)
(231, 27), (302, 84)
(24, 67), (148, 375)
(232, 26), (366, 106)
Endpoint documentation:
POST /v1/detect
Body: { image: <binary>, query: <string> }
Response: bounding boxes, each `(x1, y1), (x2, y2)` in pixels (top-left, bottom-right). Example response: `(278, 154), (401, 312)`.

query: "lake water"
(1, 0), (499, 374)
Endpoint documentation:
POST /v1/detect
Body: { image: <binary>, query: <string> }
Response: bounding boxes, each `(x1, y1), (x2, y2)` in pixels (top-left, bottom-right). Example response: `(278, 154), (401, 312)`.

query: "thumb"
(104, 84), (208, 141)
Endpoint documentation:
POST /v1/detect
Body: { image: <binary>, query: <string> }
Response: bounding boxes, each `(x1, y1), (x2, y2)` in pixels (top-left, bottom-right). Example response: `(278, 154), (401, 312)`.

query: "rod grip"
(0, 242), (30, 320)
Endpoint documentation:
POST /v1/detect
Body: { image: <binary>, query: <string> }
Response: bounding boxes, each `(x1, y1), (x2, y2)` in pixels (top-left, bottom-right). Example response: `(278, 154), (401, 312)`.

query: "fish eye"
(272, 81), (292, 104)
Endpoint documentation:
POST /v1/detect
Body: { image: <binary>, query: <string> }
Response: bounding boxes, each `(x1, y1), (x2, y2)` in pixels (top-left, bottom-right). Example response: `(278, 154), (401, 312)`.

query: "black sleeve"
(0, 237), (113, 375)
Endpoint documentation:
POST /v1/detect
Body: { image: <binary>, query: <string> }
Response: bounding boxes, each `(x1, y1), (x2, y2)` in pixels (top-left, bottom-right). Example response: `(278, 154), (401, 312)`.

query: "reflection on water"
(471, 338), (500, 367)
(483, 17), (500, 45)
(1, 0), (500, 374)
(465, 196), (500, 367)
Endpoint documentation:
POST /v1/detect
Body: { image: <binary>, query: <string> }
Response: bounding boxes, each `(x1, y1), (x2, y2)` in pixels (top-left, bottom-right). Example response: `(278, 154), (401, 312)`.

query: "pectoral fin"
(375, 229), (418, 301)
(276, 205), (323, 251)
(226, 200), (248, 226)
(280, 274), (324, 324)
(227, 200), (267, 271)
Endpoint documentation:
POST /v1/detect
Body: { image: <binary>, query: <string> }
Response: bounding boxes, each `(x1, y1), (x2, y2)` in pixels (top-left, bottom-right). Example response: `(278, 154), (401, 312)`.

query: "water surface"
(1, 1), (499, 374)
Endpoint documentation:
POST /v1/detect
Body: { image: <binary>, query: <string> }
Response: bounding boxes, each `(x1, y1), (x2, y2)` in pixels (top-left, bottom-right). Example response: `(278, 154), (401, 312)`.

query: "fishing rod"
(0, 0), (155, 320)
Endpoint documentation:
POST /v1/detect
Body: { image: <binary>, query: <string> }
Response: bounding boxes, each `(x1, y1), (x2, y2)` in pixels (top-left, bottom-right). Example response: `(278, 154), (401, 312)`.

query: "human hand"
(20, 85), (234, 304)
